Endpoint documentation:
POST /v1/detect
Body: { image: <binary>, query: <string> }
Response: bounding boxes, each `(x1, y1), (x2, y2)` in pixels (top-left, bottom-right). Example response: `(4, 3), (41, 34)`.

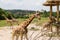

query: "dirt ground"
(0, 24), (60, 40)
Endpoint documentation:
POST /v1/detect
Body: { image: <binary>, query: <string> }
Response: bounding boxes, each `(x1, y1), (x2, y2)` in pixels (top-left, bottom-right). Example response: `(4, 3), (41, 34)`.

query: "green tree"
(0, 8), (6, 20)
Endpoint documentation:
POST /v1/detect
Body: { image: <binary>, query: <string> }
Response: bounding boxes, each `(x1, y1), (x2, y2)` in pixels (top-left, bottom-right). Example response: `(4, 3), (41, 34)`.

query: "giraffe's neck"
(27, 15), (35, 24)
(21, 14), (35, 28)
(3, 15), (9, 20)
(10, 14), (15, 19)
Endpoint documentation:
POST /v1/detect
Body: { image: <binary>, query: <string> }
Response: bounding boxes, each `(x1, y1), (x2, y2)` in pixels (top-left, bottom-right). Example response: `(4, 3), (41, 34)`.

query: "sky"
(0, 0), (60, 11)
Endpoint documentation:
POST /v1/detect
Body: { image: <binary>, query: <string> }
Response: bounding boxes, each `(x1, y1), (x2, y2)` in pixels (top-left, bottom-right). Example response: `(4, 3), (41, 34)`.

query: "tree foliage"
(0, 8), (58, 20)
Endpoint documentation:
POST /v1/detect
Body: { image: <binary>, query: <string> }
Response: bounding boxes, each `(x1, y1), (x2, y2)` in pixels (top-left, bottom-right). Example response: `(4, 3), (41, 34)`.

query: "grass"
(0, 20), (6, 27)
(0, 17), (49, 27)
(32, 17), (49, 26)
(0, 18), (26, 27)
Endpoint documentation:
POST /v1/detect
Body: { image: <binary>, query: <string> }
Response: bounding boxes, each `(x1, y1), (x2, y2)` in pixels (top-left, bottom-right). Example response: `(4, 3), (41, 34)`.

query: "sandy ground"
(0, 24), (60, 40)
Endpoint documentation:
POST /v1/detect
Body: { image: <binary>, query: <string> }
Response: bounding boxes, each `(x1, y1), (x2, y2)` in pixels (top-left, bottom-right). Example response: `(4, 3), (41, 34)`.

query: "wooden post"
(50, 5), (52, 32)
(56, 3), (59, 35)
(57, 3), (59, 22)
(50, 5), (52, 17)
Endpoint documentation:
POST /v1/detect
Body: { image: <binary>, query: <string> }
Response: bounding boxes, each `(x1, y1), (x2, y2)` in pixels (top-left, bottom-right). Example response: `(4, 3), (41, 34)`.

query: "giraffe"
(2, 14), (13, 29)
(42, 16), (56, 31)
(12, 11), (41, 40)
(9, 13), (19, 25)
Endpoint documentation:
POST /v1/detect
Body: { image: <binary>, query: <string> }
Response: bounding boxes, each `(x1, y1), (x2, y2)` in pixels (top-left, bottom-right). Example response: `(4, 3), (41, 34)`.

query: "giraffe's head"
(34, 11), (41, 20)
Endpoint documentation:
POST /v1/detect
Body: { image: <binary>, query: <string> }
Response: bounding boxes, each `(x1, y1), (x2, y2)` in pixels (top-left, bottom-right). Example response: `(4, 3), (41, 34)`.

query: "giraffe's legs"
(17, 21), (19, 25)
(16, 35), (19, 40)
(10, 22), (13, 29)
(25, 33), (28, 40)
(12, 33), (15, 40)
(20, 33), (23, 40)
